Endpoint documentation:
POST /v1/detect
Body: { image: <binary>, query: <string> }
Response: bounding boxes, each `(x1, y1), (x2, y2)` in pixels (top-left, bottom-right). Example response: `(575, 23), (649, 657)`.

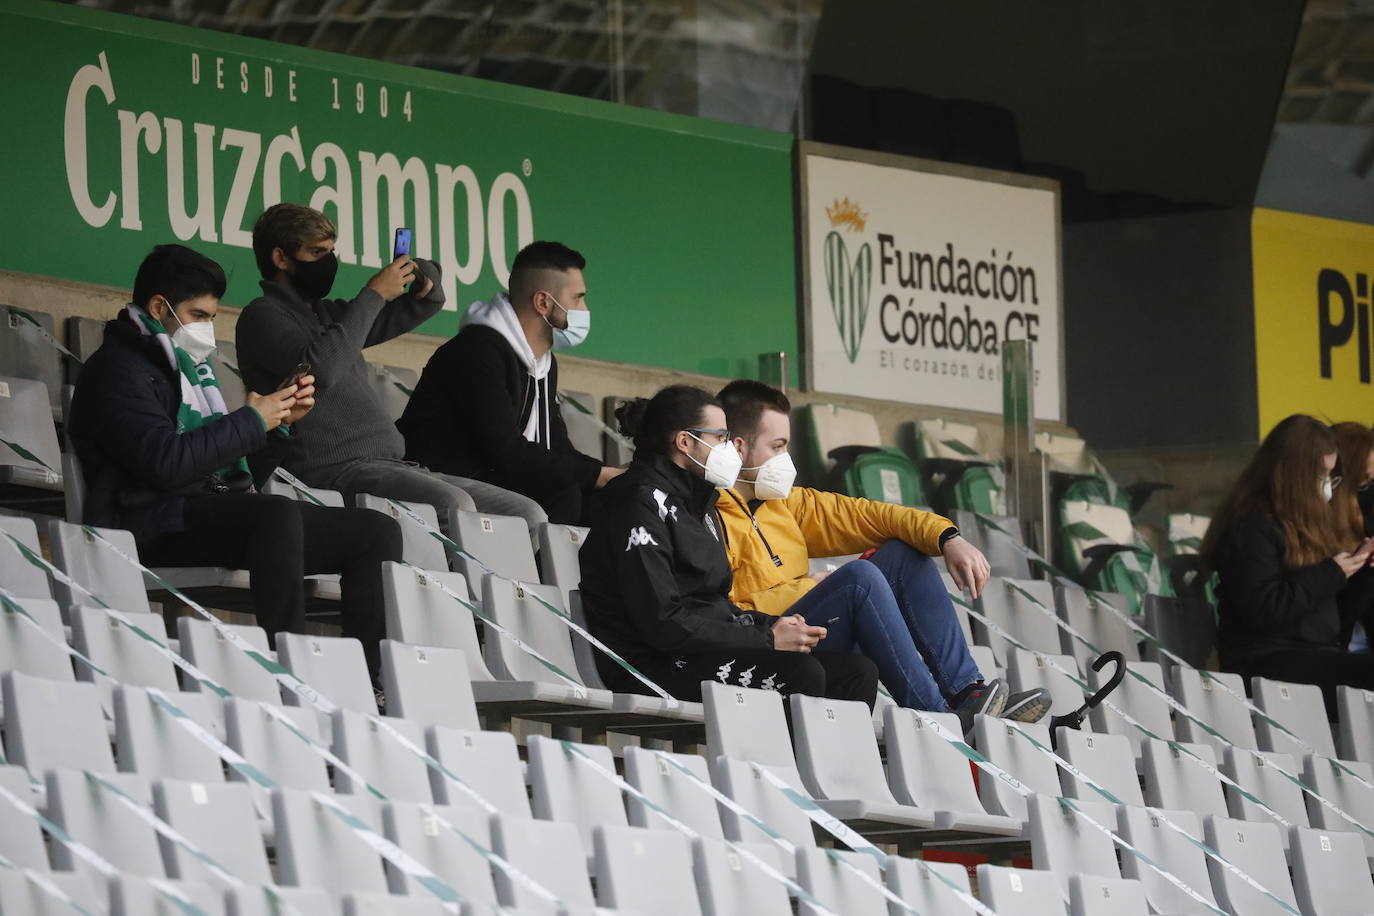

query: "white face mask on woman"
(1322, 476), (1335, 503)
(743, 451), (797, 500)
(686, 431), (743, 489)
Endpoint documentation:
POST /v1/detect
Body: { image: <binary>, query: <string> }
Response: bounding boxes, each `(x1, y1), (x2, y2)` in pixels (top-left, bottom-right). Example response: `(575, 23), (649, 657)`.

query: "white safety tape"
(558, 743), (839, 916)
(384, 498), (677, 708)
(6, 306), (83, 363)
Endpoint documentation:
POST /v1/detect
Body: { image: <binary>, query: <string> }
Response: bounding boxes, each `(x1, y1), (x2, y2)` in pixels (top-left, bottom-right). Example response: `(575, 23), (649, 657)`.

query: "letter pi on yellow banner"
(1252, 207), (1374, 436)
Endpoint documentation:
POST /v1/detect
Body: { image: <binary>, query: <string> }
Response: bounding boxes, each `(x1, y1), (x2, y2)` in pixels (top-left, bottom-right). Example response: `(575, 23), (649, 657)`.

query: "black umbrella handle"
(1084, 651), (1126, 709)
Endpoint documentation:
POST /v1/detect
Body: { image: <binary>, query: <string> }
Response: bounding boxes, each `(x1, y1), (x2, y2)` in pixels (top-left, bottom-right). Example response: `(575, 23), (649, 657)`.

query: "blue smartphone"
(393, 227), (413, 260)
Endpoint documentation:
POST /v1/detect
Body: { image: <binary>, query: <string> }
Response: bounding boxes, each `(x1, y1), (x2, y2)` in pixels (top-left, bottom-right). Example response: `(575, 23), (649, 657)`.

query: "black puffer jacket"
(579, 453), (775, 678)
(1214, 510), (1348, 663)
(68, 315), (288, 544)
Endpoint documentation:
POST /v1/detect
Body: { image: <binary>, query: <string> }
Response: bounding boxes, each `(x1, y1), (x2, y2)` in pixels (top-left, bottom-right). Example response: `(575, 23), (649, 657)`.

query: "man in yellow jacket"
(716, 380), (1049, 729)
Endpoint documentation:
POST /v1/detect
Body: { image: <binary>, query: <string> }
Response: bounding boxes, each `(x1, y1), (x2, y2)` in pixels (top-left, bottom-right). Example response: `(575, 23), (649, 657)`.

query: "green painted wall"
(0, 0), (797, 380)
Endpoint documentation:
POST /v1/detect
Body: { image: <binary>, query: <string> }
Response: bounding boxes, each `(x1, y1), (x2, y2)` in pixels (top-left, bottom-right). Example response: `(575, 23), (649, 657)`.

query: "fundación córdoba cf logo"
(823, 197), (873, 363)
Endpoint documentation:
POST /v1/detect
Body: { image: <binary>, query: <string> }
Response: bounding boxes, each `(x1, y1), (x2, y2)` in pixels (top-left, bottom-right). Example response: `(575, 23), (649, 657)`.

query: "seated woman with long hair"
(1203, 414), (1374, 713)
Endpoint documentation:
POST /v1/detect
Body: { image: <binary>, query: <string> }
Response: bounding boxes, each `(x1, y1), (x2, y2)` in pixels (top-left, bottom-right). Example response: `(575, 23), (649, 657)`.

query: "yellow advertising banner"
(1252, 207), (1374, 435)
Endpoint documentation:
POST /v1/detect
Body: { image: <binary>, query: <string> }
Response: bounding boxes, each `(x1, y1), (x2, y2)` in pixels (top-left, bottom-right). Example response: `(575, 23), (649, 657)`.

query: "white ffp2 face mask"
(743, 451), (797, 500)
(687, 432), (743, 489)
(1322, 477), (1335, 503)
(161, 301), (218, 364)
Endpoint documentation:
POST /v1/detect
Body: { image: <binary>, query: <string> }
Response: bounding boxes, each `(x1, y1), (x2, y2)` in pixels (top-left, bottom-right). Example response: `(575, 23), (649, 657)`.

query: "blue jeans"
(786, 540), (983, 711)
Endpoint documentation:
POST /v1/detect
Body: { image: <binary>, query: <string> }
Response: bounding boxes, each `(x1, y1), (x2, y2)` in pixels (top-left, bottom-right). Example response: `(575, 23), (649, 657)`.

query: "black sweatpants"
(140, 494), (403, 674)
(603, 648), (879, 708)
(1232, 645), (1374, 721)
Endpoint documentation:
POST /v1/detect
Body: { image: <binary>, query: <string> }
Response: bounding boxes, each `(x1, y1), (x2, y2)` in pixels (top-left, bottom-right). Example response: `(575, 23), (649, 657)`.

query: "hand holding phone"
(393, 228), (413, 262)
(277, 362), (312, 391)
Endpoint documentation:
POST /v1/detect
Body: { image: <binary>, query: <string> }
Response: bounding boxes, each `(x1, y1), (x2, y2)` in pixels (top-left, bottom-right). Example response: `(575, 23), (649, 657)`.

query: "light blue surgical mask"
(543, 293), (591, 350)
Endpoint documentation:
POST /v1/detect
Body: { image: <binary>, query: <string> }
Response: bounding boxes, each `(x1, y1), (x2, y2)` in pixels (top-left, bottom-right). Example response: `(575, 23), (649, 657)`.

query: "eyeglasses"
(685, 427), (731, 442)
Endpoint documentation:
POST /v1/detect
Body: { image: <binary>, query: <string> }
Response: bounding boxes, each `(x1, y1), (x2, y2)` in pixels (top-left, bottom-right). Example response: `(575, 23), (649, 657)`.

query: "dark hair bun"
(615, 398), (651, 439)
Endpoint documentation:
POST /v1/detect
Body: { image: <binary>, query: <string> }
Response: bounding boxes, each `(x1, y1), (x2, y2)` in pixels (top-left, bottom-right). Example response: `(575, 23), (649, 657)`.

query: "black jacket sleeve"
(85, 361), (269, 491)
(606, 492), (774, 655)
(247, 427), (294, 488)
(442, 328), (601, 487)
(1216, 514), (1348, 638)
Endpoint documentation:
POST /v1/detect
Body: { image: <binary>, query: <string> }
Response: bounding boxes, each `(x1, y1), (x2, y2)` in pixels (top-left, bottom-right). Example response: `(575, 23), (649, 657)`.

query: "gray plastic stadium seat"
(276, 632), (377, 715)
(956, 511), (1032, 579)
(1337, 685), (1374, 765)
(1139, 738), (1228, 820)
(1007, 649), (1084, 720)
(594, 824), (702, 914)
(809, 553), (862, 577)
(426, 725), (531, 816)
(0, 375), (63, 499)
(226, 886), (337, 916)
(1027, 795), (1121, 895)
(536, 521), (589, 606)
(490, 814), (596, 914)
(968, 643), (1002, 682)
(273, 787), (388, 893)
(48, 519), (150, 617)
(379, 640), (481, 730)
(71, 606), (178, 708)
(109, 875), (222, 916)
(61, 450), (83, 524)
(223, 698), (329, 813)
(527, 735), (627, 850)
(1068, 874), (1150, 916)
(1053, 584), (1140, 665)
(787, 694), (938, 839)
(0, 764), (50, 871)
(704, 680), (798, 769)
(210, 339), (247, 413)
(343, 893), (448, 916)
(177, 617), (282, 704)
(331, 708), (430, 801)
(1253, 677), (1337, 758)
(975, 864), (1068, 915)
(356, 495), (448, 569)
(1169, 668), (1258, 756)
(261, 477), (345, 506)
(114, 685), (225, 783)
(882, 708), (1022, 836)
(974, 578), (1062, 664)
(794, 847), (885, 916)
(0, 513), (53, 598)
(971, 716), (1061, 821)
(0, 316), (63, 427)
(709, 756), (816, 851)
(1203, 815), (1297, 916)
(65, 315), (105, 382)
(45, 768), (162, 878)
(1220, 747), (1309, 848)
(1115, 806), (1218, 915)
(367, 363), (417, 423)
(885, 857), (981, 916)
(1300, 754), (1374, 865)
(452, 509), (539, 583)
(1289, 824), (1374, 916)
(0, 870), (105, 916)
(1087, 660), (1173, 758)
(153, 778), (272, 885)
(692, 835), (793, 916)
(3, 671), (114, 775)
(623, 745), (725, 836)
(382, 801), (499, 903)
(0, 596), (74, 684)
(1054, 727), (1144, 805)
(559, 390), (602, 459)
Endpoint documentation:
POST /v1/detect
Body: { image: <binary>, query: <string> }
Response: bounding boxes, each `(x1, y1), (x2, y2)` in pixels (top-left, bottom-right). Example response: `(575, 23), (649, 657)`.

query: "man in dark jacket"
(68, 244), (402, 675)
(235, 203), (487, 533)
(398, 241), (622, 528)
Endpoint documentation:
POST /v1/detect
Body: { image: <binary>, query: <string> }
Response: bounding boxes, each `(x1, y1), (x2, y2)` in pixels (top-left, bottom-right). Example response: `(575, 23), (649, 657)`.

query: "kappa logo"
(823, 197), (873, 364)
(625, 526), (659, 550)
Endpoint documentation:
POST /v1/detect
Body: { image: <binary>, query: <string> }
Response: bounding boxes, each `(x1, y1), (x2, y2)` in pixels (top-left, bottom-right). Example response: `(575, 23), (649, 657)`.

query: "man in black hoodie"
(399, 241), (623, 527)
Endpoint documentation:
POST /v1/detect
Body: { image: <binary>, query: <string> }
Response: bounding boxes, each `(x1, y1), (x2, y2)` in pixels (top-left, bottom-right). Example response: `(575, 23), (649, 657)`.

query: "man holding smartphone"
(236, 203), (488, 531)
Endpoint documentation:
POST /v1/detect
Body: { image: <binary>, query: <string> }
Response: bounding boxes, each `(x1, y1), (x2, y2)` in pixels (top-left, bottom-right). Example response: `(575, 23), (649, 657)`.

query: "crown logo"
(825, 197), (868, 233)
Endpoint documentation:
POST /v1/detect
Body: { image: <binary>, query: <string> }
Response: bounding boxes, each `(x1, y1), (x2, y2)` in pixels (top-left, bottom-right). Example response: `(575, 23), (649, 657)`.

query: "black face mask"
(287, 252), (339, 301)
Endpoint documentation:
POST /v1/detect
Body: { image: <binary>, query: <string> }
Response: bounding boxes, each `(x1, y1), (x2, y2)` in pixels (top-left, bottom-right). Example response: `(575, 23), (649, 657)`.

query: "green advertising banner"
(0, 0), (797, 379)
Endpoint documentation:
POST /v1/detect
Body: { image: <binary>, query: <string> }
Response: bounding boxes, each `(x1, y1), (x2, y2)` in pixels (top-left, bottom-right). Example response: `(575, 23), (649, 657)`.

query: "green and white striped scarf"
(126, 304), (250, 481)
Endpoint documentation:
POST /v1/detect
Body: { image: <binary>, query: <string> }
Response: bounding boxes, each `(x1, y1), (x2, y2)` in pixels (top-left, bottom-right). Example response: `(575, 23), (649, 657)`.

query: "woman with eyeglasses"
(1203, 414), (1374, 715)
(578, 384), (878, 705)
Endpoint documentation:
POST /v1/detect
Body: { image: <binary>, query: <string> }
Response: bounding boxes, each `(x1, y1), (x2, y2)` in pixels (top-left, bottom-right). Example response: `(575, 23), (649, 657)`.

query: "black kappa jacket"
(578, 453), (776, 682)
